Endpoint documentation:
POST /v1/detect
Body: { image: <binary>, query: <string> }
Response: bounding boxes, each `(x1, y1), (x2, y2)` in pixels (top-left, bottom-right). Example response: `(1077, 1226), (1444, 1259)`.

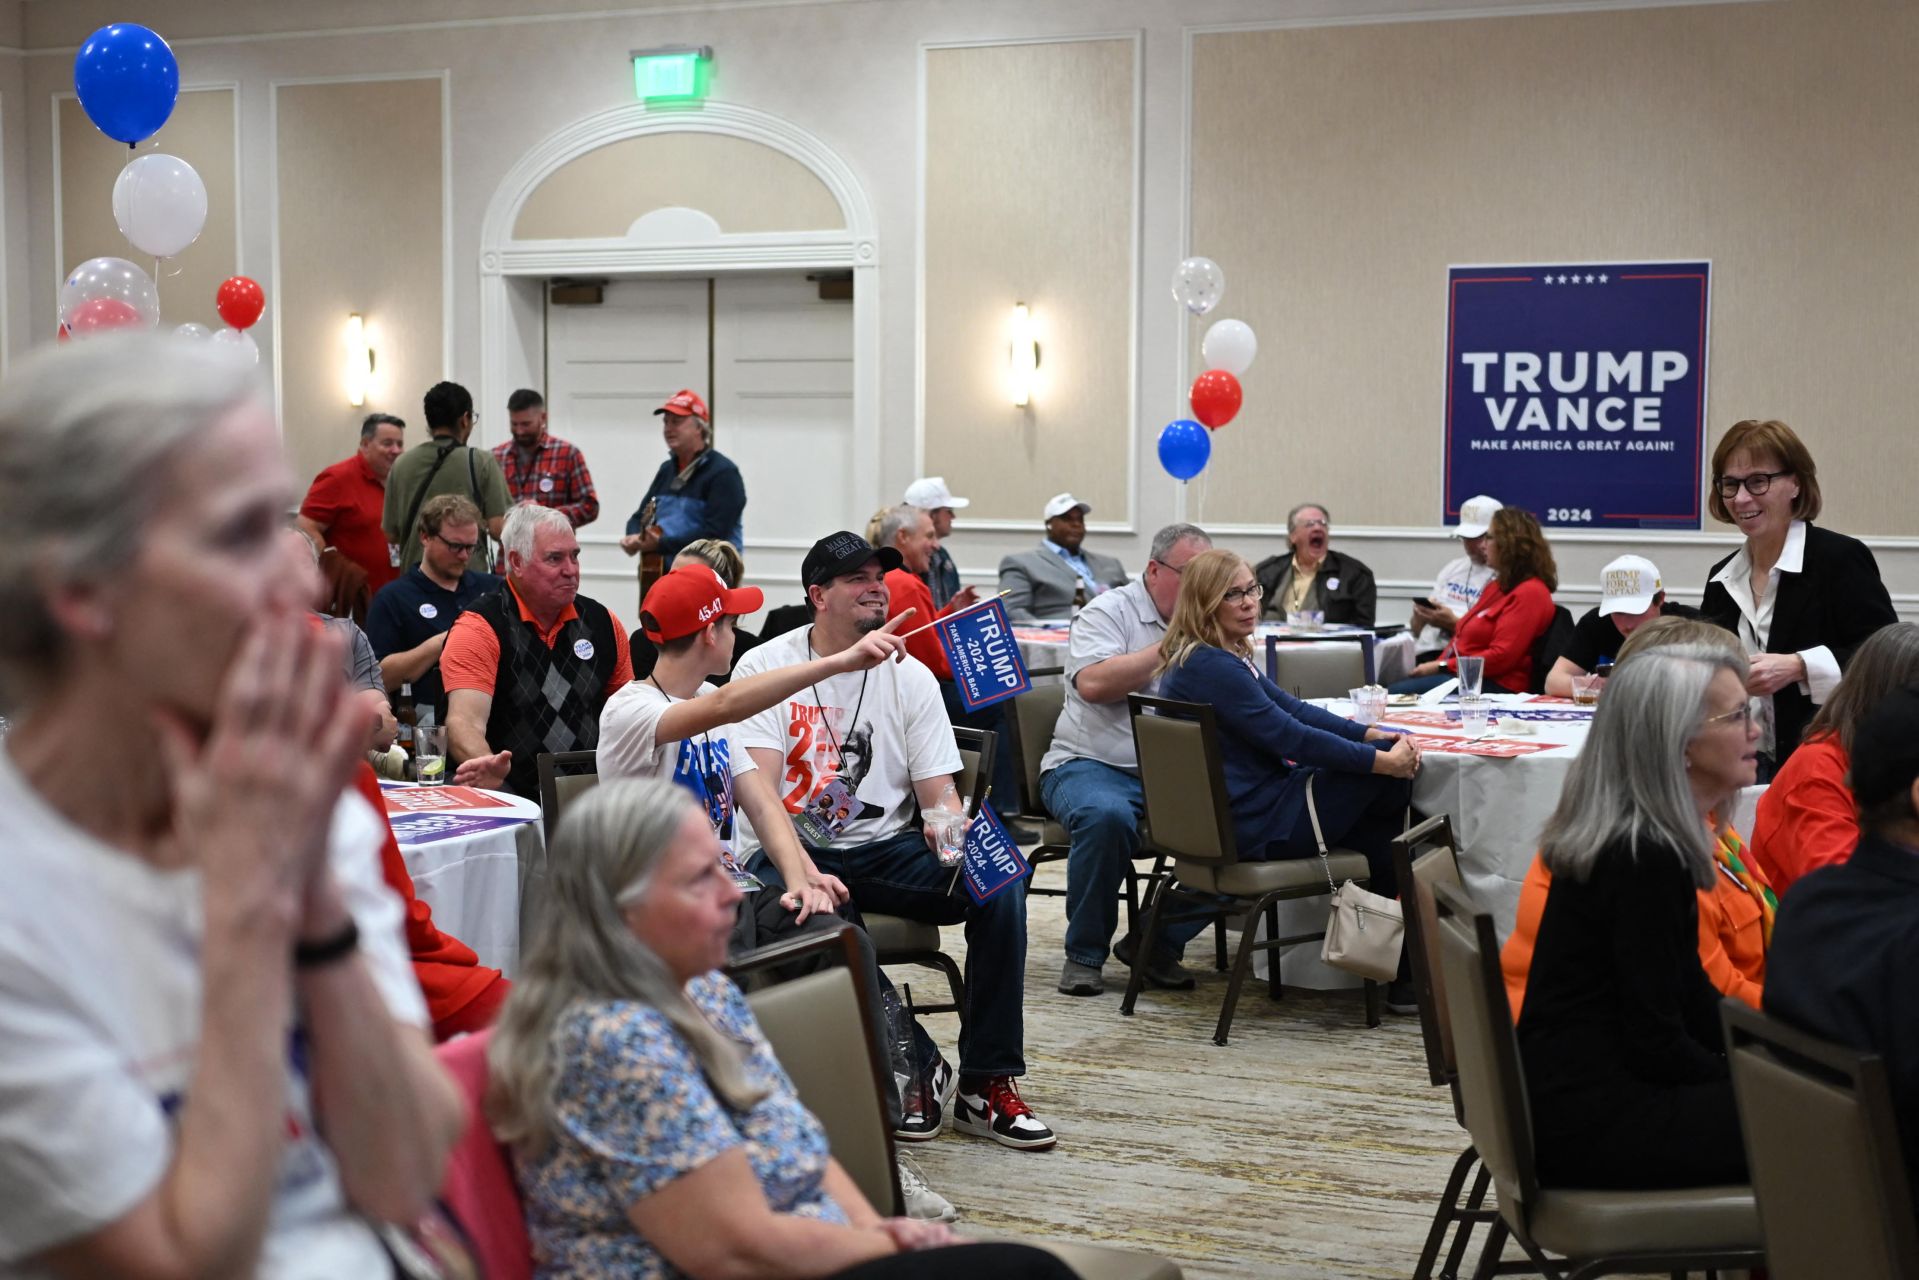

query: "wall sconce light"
(1007, 302), (1040, 407)
(344, 313), (375, 407)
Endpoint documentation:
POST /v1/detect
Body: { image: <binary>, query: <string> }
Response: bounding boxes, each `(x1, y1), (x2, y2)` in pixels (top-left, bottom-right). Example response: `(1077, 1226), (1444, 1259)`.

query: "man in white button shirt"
(1411, 494), (1502, 659)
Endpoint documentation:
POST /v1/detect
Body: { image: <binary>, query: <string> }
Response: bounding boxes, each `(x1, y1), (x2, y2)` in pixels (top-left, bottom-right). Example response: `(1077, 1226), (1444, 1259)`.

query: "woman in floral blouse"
(485, 778), (1071, 1280)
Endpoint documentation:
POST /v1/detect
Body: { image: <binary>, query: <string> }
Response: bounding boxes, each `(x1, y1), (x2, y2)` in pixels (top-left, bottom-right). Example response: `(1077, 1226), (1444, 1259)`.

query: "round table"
(385, 783), (541, 977)
(1012, 620), (1416, 685)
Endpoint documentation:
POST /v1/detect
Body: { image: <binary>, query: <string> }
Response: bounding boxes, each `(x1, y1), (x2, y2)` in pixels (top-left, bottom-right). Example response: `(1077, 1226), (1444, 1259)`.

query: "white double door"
(546, 273), (855, 628)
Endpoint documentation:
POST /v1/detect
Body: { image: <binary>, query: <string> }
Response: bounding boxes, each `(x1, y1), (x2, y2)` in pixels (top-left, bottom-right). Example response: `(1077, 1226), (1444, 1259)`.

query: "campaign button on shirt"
(418, 602), (439, 620)
(539, 476), (555, 493)
(573, 638), (595, 660)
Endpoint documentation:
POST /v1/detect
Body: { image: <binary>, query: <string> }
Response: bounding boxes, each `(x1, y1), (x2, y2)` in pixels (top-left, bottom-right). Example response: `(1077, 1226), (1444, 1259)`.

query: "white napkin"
(1419, 677), (1459, 706)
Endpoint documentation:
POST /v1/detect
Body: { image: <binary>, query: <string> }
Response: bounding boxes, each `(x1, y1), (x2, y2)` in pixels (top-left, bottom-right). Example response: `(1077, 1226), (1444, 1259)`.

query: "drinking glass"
(414, 724), (448, 785)
(1458, 696), (1491, 736)
(1569, 673), (1602, 706)
(1349, 686), (1387, 725)
(1456, 655), (1485, 700)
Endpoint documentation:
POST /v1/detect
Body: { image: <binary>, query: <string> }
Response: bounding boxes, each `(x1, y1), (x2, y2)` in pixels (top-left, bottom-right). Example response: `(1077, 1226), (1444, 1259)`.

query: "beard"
(854, 611), (888, 634)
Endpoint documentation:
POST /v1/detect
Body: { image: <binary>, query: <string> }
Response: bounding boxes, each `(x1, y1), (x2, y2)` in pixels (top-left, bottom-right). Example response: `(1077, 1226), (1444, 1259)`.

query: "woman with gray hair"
(1517, 645), (1760, 1189)
(487, 778), (1071, 1279)
(0, 335), (464, 1276)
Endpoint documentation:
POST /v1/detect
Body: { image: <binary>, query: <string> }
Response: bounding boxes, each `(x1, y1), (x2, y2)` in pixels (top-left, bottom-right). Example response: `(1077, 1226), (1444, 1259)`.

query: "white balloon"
(1172, 256), (1225, 317)
(57, 256), (161, 329)
(112, 154), (208, 259)
(174, 322), (212, 341)
(1201, 318), (1258, 376)
(210, 327), (259, 364)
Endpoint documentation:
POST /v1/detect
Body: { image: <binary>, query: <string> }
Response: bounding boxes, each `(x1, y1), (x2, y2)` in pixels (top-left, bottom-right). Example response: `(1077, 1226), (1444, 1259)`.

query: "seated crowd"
(4, 333), (1916, 1278)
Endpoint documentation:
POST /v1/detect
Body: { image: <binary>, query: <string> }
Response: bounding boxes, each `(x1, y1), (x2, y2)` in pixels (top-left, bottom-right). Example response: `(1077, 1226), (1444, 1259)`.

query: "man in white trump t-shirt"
(1412, 493), (1502, 658)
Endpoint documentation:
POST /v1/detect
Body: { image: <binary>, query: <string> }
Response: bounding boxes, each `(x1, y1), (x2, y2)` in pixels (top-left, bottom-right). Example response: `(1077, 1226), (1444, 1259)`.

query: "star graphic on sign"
(1542, 274), (1553, 284)
(1585, 273), (1596, 283)
(1598, 273), (1609, 283)
(1558, 274), (1570, 284)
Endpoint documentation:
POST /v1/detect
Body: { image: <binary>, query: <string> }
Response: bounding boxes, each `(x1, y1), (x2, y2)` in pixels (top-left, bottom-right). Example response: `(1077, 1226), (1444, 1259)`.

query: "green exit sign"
(632, 46), (712, 101)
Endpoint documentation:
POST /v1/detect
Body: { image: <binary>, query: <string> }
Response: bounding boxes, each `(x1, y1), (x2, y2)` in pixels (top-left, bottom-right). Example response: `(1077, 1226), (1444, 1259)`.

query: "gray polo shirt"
(1039, 577), (1166, 775)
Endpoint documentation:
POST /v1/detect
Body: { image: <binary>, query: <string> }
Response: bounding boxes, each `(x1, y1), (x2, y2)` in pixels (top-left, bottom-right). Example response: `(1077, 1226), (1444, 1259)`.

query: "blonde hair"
(1157, 548), (1256, 676)
(675, 538), (744, 589)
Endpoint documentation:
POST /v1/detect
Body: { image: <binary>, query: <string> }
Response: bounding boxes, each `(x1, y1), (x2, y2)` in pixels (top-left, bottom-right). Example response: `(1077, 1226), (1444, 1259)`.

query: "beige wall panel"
(515, 132), (842, 238)
(923, 38), (1134, 525)
(276, 78), (442, 493)
(57, 88), (235, 332)
(1191, 0), (1919, 536)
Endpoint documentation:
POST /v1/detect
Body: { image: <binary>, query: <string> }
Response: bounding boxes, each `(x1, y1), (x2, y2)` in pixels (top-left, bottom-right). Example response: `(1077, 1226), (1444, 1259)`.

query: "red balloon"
(1190, 369), (1243, 429)
(216, 275), (265, 330)
(68, 297), (143, 336)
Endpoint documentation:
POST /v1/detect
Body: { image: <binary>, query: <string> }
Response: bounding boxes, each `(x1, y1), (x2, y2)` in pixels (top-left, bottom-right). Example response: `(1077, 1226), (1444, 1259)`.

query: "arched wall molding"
(477, 98), (881, 534)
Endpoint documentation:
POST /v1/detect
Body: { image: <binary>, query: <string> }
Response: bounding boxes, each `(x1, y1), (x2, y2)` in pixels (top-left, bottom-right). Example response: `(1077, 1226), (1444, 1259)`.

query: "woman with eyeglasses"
(1700, 419), (1895, 772)
(1156, 550), (1418, 924)
(1391, 507), (1558, 695)
(1517, 645), (1759, 1189)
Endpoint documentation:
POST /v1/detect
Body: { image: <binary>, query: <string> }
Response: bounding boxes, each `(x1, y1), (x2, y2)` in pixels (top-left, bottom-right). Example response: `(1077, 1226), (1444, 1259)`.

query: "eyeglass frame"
(429, 531), (479, 556)
(1700, 699), (1759, 731)
(1150, 557), (1185, 576)
(1222, 583), (1265, 605)
(1712, 469), (1793, 500)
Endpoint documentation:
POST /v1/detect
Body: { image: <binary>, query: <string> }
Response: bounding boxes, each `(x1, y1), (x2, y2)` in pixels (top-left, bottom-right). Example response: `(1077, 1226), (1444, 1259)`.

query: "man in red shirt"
(299, 412), (406, 596)
(491, 388), (599, 529)
(441, 503), (632, 799)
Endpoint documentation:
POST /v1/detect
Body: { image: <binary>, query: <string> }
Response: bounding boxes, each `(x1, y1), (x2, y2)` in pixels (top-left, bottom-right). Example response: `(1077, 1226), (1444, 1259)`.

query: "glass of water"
(1458, 696), (1491, 736)
(1456, 655), (1485, 700)
(414, 724), (448, 786)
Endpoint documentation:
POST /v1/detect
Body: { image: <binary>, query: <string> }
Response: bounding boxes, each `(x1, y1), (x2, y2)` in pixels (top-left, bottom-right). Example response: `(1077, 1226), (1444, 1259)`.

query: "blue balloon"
(1157, 418), (1211, 482)
(73, 24), (180, 146)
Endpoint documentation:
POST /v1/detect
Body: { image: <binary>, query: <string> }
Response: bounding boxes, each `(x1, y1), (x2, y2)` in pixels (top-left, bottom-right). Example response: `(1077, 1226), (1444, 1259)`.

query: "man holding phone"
(1412, 494), (1501, 659)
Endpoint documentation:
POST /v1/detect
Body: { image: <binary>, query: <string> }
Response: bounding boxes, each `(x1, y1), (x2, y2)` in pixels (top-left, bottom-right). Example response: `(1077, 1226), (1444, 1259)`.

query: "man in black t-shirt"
(365, 494), (501, 723)
(1544, 554), (1696, 697)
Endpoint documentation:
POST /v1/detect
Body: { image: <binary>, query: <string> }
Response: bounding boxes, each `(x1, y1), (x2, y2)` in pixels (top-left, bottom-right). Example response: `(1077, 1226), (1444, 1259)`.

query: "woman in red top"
(1749, 620), (1919, 892)
(1393, 507), (1558, 695)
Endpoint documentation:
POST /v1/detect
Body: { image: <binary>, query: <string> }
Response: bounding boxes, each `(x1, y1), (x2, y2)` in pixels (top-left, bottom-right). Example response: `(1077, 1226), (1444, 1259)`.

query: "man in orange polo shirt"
(298, 412), (406, 597)
(441, 502), (632, 798)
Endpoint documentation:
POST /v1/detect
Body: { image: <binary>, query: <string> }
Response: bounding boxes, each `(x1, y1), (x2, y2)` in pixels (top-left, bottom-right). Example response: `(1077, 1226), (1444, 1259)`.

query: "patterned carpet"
(887, 859), (1472, 1280)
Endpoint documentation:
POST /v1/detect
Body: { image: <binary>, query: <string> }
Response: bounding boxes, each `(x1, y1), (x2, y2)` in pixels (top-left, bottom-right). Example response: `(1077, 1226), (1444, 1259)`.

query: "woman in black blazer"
(1699, 419), (1896, 770)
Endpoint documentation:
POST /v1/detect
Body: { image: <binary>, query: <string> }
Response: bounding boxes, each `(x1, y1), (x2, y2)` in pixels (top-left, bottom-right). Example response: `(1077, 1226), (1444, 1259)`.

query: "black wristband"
(294, 918), (360, 968)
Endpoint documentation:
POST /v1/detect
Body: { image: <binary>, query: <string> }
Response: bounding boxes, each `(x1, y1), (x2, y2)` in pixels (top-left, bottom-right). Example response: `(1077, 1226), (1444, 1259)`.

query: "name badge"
(539, 476), (555, 493)
(573, 638), (595, 660)
(418, 602), (439, 620)
(794, 777), (857, 844)
(388, 542), (401, 568)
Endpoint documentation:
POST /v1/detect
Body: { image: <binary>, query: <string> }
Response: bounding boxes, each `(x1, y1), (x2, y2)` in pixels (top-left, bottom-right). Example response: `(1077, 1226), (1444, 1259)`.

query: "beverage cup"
(928, 810), (970, 867)
(1349, 686), (1386, 726)
(1570, 673), (1602, 706)
(1456, 655), (1485, 700)
(1458, 696), (1490, 737)
(414, 724), (448, 785)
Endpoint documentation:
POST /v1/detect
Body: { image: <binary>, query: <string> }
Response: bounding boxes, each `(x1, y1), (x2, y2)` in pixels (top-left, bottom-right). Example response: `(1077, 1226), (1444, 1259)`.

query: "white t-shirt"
(599, 677), (760, 882)
(732, 625), (961, 849)
(1413, 553), (1497, 654)
(0, 751), (426, 1279)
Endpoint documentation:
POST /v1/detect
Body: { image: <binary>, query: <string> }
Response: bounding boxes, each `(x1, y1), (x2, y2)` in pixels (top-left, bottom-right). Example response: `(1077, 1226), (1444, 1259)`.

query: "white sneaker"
(896, 1156), (958, 1222)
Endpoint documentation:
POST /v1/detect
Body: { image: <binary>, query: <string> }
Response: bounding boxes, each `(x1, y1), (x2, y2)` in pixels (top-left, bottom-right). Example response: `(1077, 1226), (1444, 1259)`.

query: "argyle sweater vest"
(469, 589), (619, 798)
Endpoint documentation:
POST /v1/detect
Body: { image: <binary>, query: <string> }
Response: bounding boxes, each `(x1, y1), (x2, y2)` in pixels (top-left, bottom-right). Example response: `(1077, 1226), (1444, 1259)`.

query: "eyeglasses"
(1222, 583), (1265, 605)
(1701, 699), (1759, 730)
(432, 533), (478, 555)
(1713, 470), (1792, 499)
(1293, 517), (1330, 530)
(1151, 558), (1185, 576)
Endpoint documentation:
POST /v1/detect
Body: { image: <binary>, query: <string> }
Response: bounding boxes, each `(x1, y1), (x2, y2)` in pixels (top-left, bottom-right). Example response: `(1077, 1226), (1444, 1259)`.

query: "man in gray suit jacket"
(998, 493), (1130, 622)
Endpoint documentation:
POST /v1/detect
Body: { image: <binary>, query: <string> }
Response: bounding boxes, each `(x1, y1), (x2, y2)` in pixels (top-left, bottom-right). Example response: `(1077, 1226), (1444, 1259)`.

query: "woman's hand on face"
(1373, 734), (1419, 779)
(1746, 652), (1806, 696)
(153, 610), (367, 929)
(876, 1217), (961, 1252)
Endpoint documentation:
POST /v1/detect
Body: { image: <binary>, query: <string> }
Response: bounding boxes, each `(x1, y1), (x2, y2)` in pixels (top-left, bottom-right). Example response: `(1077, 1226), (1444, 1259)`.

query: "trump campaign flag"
(933, 597), (1032, 712)
(959, 803), (1032, 905)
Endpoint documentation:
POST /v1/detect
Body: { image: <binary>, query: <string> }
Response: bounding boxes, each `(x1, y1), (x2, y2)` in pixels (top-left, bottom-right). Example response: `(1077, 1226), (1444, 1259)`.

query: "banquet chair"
(1429, 880), (1764, 1279)
(1720, 1002), (1919, 1280)
(862, 726), (996, 1017)
(1001, 667), (1073, 888)
(1119, 695), (1378, 1045)
(1527, 606), (1576, 694)
(1268, 642), (1368, 700)
(535, 749), (598, 839)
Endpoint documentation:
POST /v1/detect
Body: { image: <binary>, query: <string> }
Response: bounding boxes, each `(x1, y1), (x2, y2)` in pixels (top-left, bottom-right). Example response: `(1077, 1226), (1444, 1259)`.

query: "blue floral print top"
(517, 974), (847, 1278)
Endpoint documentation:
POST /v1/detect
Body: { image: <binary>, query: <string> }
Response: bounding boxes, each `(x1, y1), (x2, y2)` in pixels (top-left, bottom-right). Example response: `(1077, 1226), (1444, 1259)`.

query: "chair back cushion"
(1270, 643), (1367, 699)
(1722, 1003), (1919, 1280)
(433, 1031), (534, 1280)
(1529, 606), (1576, 694)
(748, 967), (897, 1214)
(537, 749), (600, 839)
(1009, 680), (1066, 812)
(1431, 880), (1538, 1218)
(1129, 699), (1232, 865)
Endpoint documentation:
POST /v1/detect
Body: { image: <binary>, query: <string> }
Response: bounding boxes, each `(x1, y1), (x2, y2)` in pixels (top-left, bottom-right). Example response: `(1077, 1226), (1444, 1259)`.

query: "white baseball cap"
(1454, 494), (1503, 539)
(1044, 492), (1092, 520)
(904, 476), (969, 510)
(1598, 555), (1663, 616)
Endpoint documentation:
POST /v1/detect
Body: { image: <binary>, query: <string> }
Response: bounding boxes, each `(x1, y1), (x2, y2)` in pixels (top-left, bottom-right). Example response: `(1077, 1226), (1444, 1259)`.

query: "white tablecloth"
(390, 785), (542, 977)
(1013, 621), (1415, 685)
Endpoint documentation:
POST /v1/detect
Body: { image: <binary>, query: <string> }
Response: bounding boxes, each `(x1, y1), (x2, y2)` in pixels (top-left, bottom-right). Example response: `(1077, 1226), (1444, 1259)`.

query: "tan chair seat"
(1172, 850), (1370, 897)
(1040, 818), (1070, 847)
(863, 913), (941, 953)
(1528, 1185), (1759, 1258)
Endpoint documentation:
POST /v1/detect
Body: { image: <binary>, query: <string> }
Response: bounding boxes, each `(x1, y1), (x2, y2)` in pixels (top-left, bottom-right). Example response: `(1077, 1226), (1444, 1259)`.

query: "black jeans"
(825, 1242), (1076, 1280)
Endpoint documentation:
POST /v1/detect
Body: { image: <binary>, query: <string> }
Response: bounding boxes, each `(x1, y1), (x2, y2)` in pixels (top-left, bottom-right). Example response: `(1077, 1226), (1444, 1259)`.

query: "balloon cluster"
(59, 23), (263, 360)
(1158, 257), (1260, 482)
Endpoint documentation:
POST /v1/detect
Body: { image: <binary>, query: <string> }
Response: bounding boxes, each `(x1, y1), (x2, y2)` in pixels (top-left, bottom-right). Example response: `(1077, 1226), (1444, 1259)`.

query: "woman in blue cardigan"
(1158, 549), (1419, 902)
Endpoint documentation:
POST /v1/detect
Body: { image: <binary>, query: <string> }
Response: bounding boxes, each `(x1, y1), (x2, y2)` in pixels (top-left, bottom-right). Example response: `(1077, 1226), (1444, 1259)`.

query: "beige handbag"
(1306, 774), (1405, 982)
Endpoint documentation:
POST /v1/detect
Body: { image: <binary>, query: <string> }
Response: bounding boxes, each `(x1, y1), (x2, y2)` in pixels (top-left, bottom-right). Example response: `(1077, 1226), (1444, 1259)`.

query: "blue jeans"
(805, 829), (1027, 1079)
(1040, 757), (1210, 969)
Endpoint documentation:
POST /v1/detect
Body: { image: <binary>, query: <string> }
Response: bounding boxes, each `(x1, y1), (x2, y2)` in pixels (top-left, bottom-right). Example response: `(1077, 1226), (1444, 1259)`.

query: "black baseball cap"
(801, 531), (902, 588)
(1849, 684), (1919, 809)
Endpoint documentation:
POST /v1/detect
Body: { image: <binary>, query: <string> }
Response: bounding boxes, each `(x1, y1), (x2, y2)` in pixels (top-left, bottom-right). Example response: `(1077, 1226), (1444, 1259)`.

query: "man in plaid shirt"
(492, 388), (600, 528)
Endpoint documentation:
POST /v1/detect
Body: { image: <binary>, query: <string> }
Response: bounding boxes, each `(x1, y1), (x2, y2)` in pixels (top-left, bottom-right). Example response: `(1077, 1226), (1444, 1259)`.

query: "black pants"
(1534, 1078), (1748, 1189)
(825, 1242), (1076, 1280)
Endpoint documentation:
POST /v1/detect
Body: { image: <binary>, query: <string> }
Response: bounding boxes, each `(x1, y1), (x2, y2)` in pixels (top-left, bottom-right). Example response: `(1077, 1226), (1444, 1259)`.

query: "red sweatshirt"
(885, 567), (952, 680)
(1446, 577), (1555, 694)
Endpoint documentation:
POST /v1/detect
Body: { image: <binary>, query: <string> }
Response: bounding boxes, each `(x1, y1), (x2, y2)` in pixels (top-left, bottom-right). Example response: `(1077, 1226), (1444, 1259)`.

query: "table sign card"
(959, 804), (1031, 905)
(936, 598), (1033, 712)
(382, 784), (515, 815)
(388, 811), (532, 845)
(1397, 732), (1558, 759)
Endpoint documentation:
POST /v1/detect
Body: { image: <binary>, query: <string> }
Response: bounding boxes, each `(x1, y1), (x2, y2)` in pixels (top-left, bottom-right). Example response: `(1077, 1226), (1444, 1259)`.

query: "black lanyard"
(806, 632), (869, 774)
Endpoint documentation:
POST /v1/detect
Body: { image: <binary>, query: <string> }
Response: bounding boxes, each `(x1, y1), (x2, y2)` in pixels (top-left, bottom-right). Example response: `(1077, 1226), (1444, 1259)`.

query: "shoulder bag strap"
(399, 440), (458, 555)
(1306, 772), (1340, 894)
